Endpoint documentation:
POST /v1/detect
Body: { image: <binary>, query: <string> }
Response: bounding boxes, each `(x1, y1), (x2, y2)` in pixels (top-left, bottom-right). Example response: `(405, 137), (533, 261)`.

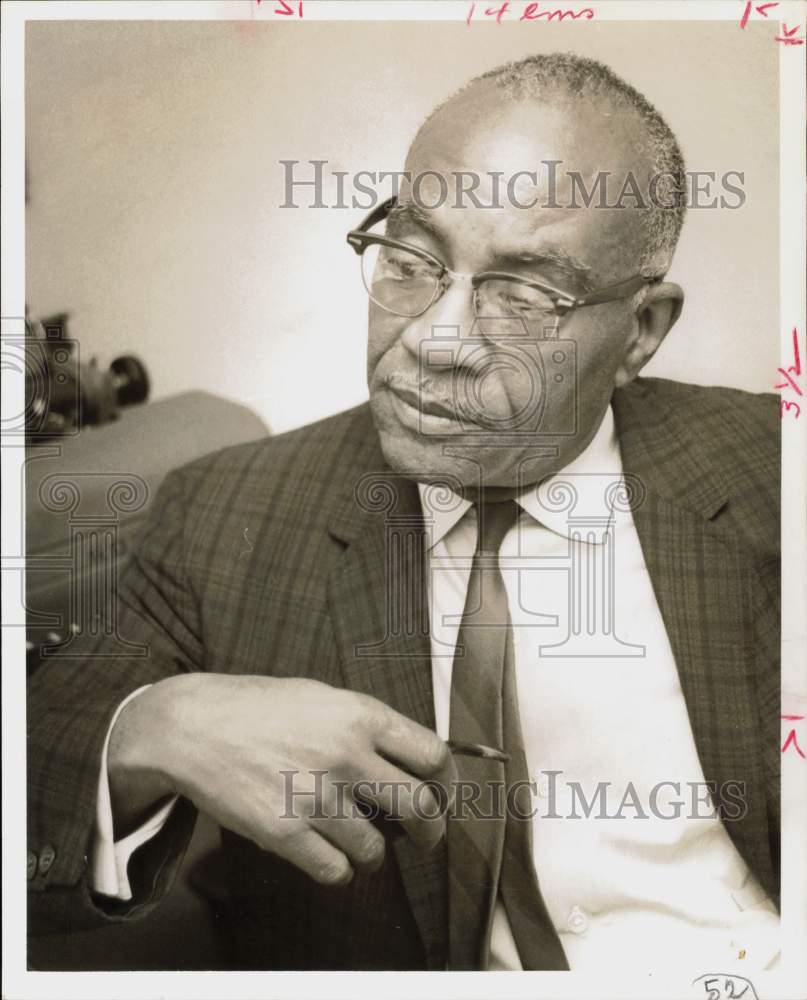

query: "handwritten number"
(789, 326), (802, 375)
(776, 328), (803, 412)
(695, 973), (758, 999)
(726, 978), (750, 998)
(774, 370), (803, 395)
(702, 979), (720, 1000)
(486, 2), (511, 22)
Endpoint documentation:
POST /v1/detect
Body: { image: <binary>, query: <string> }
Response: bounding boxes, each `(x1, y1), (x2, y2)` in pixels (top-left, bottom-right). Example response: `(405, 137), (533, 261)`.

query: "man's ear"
(614, 282), (684, 388)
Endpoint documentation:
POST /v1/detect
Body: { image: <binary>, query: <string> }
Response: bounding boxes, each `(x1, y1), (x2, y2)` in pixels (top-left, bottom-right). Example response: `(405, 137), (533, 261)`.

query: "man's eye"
(389, 257), (433, 281)
(483, 281), (555, 315)
(502, 291), (534, 310)
(492, 290), (535, 314)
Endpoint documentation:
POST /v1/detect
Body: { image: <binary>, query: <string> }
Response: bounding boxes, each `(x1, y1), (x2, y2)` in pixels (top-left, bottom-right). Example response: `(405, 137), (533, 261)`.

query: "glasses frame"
(346, 196), (658, 322)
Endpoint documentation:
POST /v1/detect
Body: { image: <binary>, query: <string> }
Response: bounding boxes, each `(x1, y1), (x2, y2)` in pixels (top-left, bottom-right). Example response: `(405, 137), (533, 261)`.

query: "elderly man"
(28, 53), (780, 973)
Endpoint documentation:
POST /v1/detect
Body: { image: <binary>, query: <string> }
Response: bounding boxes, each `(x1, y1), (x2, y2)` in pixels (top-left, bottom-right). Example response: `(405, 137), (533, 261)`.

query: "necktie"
(447, 499), (569, 971)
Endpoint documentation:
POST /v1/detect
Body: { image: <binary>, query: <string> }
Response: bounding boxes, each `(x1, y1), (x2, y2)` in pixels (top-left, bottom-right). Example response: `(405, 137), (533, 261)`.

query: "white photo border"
(2, 2), (805, 998)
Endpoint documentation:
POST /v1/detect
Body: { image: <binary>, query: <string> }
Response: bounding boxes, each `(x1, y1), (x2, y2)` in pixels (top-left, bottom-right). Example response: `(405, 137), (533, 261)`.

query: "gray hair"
(428, 53), (687, 280)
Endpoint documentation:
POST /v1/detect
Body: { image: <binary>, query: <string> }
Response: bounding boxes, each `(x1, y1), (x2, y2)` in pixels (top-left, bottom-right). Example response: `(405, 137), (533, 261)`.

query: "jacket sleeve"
(27, 468), (202, 934)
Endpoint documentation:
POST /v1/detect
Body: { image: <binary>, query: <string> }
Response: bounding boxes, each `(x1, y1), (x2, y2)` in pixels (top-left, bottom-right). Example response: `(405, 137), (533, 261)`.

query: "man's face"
(367, 84), (659, 490)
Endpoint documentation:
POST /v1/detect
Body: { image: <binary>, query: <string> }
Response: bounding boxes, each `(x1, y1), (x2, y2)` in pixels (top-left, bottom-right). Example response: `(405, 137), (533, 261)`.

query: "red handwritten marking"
(781, 714), (806, 758)
(782, 731), (806, 757)
(467, 0), (595, 23)
(776, 23), (805, 44)
(776, 328), (803, 417)
(740, 2), (804, 44)
(486, 1), (510, 23)
(776, 371), (803, 395)
(740, 1), (779, 28)
(261, 0), (303, 14)
(521, 1), (595, 20)
(788, 327), (801, 375)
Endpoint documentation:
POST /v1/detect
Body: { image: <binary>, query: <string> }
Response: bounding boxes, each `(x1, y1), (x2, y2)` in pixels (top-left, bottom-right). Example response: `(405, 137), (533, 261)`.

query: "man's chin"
(369, 391), (573, 489)
(375, 424), (459, 482)
(373, 424), (522, 491)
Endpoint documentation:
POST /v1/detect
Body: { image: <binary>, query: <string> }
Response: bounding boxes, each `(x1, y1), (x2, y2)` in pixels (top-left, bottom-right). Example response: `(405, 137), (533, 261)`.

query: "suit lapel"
(615, 381), (776, 898)
(327, 462), (447, 970)
(631, 494), (775, 895)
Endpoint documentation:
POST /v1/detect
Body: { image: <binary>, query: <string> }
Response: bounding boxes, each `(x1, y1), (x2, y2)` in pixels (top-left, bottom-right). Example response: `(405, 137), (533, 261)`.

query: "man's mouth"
(388, 382), (460, 422)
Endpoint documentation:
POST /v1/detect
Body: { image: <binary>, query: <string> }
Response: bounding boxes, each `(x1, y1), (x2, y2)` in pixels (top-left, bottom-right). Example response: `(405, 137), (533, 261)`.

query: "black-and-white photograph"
(2, 3), (805, 998)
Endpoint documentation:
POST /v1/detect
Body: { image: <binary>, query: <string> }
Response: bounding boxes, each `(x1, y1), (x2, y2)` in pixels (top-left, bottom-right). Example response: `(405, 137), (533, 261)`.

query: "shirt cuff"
(90, 685), (179, 901)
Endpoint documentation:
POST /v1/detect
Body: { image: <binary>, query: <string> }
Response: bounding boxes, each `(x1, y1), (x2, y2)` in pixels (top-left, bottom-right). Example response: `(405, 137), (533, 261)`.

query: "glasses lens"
(476, 278), (557, 329)
(361, 243), (441, 317)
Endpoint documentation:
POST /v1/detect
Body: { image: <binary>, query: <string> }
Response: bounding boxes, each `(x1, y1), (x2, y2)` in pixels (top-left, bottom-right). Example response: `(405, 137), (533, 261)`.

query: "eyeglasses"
(347, 197), (657, 333)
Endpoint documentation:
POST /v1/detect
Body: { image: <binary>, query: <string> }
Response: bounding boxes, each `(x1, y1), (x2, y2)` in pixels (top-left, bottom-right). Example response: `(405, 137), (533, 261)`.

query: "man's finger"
(357, 757), (450, 850)
(310, 810), (387, 874)
(269, 822), (354, 887)
(370, 702), (451, 779)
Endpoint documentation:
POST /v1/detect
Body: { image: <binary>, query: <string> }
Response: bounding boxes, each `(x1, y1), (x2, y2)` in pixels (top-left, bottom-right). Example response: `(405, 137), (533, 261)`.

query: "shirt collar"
(418, 405), (623, 549)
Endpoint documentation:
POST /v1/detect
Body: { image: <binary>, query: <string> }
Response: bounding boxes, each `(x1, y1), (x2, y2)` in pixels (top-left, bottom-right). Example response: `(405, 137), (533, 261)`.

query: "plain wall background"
(25, 19), (779, 434)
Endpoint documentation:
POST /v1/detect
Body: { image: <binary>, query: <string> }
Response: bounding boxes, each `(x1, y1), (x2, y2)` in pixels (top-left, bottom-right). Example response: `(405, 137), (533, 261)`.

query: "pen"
(447, 740), (510, 763)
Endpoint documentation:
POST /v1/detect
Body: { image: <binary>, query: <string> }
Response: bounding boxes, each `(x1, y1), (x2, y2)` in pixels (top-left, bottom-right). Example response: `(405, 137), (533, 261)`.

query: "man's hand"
(107, 674), (456, 886)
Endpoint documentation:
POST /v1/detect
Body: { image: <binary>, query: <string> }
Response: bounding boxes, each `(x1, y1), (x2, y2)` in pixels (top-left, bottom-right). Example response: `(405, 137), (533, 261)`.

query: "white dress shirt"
(92, 406), (779, 975)
(90, 686), (177, 899)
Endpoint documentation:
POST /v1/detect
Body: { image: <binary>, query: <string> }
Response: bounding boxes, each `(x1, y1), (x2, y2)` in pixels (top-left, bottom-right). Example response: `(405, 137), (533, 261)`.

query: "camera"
(16, 314), (150, 439)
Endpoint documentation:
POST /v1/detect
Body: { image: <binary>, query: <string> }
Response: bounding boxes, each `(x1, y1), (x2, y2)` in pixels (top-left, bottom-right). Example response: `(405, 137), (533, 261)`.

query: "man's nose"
(398, 278), (477, 367)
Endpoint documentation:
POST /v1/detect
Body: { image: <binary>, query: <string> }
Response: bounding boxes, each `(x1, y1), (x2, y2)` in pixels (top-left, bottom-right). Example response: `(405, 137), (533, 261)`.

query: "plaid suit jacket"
(27, 376), (781, 970)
